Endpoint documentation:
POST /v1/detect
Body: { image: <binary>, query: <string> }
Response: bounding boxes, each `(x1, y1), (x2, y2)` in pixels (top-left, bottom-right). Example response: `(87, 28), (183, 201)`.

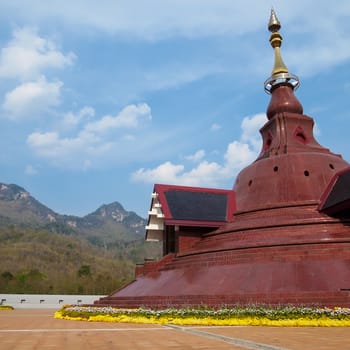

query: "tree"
(1, 271), (14, 281)
(77, 265), (91, 278)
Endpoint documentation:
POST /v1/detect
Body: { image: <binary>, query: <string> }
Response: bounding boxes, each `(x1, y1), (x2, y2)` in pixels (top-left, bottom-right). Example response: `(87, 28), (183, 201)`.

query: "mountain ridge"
(0, 182), (147, 244)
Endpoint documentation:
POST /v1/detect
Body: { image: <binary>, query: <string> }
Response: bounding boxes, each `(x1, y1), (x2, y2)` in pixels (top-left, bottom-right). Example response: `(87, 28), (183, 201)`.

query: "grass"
(54, 305), (350, 327)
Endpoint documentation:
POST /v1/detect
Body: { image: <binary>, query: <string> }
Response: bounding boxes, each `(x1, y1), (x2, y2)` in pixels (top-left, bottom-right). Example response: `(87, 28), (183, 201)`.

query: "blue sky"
(0, 1), (350, 218)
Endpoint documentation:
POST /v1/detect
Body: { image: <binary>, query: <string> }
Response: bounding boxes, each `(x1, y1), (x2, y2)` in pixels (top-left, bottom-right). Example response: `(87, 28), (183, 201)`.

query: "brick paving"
(0, 309), (349, 350)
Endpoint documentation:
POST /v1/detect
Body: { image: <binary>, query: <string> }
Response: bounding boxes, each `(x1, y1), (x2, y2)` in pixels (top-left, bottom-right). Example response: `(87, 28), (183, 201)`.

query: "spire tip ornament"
(268, 8), (281, 33)
(264, 9), (299, 93)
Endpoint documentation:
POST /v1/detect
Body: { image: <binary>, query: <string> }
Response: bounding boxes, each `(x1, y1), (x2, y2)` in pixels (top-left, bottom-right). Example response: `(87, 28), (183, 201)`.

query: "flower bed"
(0, 305), (14, 310)
(54, 305), (350, 326)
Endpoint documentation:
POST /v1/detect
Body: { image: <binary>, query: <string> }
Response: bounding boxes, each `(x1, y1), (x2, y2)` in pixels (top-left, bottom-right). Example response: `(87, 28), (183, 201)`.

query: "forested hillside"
(0, 225), (137, 294)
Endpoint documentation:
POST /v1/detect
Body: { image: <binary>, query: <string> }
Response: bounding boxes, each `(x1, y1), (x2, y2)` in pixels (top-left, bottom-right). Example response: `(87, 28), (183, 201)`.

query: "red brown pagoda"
(96, 10), (350, 308)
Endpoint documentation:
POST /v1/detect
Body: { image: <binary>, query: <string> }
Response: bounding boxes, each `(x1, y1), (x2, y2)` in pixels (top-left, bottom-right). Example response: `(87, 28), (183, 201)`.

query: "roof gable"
(145, 184), (235, 241)
(318, 166), (350, 216)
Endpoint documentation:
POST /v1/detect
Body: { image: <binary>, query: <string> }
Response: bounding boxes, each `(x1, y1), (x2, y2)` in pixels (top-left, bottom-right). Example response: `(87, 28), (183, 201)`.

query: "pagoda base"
(95, 291), (350, 309)
(95, 205), (350, 309)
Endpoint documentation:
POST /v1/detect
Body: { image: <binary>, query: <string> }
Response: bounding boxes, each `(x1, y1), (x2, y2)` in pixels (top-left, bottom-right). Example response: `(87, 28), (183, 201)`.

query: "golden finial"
(268, 8), (281, 32)
(264, 9), (299, 93)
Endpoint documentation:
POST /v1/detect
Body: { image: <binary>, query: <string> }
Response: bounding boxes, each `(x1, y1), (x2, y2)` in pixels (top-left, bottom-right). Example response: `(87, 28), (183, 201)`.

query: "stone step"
(94, 291), (350, 309)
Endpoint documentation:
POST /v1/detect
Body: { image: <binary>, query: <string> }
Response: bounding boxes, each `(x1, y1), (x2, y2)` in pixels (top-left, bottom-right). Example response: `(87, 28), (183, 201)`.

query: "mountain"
(0, 183), (58, 226)
(0, 182), (147, 245)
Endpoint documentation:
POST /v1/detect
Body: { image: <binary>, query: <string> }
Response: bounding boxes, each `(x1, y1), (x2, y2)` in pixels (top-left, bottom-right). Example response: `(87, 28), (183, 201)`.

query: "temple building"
(96, 10), (350, 308)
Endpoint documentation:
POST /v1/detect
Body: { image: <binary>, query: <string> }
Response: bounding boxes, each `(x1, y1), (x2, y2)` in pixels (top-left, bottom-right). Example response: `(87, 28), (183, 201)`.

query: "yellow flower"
(53, 306), (350, 327)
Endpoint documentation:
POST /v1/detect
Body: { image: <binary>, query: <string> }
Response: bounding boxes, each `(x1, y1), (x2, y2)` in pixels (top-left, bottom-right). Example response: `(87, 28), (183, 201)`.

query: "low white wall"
(0, 294), (105, 309)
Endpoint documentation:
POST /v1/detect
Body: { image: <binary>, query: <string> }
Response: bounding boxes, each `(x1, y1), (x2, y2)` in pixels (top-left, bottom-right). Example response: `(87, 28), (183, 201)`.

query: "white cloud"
(2, 77), (62, 120)
(144, 63), (225, 91)
(132, 162), (185, 184)
(27, 103), (152, 169)
(185, 149), (205, 162)
(0, 0), (268, 39)
(0, 2), (348, 99)
(27, 131), (59, 149)
(123, 134), (136, 141)
(27, 128), (110, 169)
(211, 123), (221, 131)
(0, 27), (75, 121)
(25, 164), (38, 175)
(313, 121), (321, 137)
(5, 1), (347, 42)
(286, 35), (350, 77)
(62, 107), (95, 129)
(240, 113), (266, 151)
(0, 1), (348, 88)
(0, 27), (75, 81)
(131, 113), (265, 187)
(224, 141), (257, 172)
(177, 160), (224, 186)
(85, 103), (151, 133)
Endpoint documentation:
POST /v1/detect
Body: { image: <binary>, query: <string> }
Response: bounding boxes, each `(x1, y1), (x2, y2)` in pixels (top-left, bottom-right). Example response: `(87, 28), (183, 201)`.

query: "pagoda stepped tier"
(96, 210), (350, 308)
(95, 10), (350, 309)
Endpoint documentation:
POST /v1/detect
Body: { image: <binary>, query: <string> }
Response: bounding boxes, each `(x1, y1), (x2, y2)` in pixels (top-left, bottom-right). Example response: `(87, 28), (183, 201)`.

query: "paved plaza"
(0, 309), (349, 349)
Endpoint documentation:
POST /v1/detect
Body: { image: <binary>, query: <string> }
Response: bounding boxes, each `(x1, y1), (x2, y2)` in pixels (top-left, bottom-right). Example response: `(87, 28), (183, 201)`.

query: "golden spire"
(264, 9), (299, 93)
(268, 8), (281, 33)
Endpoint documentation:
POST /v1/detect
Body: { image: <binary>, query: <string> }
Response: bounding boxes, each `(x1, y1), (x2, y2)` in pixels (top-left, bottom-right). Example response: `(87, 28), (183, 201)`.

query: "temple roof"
(318, 167), (350, 217)
(145, 184), (235, 241)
